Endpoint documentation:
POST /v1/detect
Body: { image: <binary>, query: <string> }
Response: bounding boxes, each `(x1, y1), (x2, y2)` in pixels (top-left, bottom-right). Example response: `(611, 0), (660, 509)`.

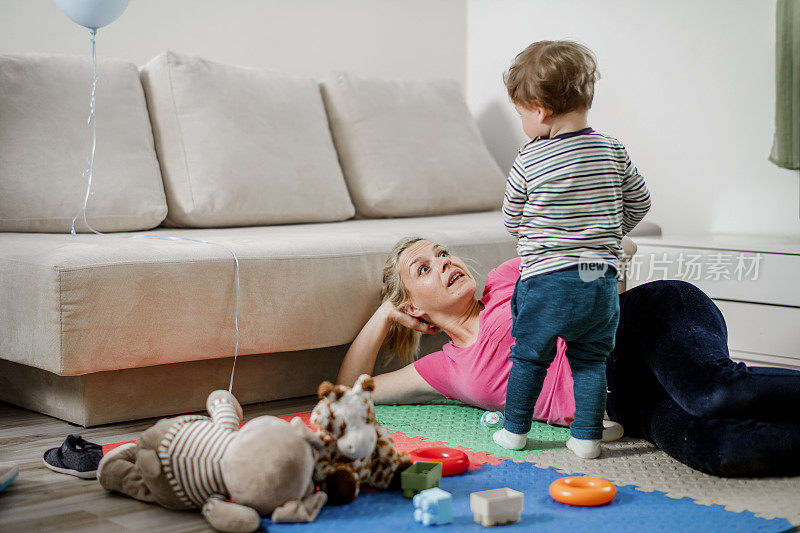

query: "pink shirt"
(414, 257), (575, 426)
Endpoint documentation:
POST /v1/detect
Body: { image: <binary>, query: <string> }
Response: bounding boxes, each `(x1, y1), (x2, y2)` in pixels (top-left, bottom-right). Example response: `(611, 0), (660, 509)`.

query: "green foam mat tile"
(375, 400), (570, 460)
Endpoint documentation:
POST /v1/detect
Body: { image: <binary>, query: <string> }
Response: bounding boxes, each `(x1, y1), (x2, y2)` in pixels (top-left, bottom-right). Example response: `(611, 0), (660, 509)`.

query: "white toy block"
(469, 487), (524, 527)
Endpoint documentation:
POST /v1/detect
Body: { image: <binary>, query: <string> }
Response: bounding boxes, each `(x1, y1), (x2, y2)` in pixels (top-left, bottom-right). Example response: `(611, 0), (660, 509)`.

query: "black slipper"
(43, 435), (103, 479)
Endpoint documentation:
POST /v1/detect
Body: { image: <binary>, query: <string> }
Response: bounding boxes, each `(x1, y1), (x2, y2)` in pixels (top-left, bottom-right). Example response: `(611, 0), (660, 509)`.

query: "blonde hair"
(503, 40), (599, 116)
(380, 236), (425, 367)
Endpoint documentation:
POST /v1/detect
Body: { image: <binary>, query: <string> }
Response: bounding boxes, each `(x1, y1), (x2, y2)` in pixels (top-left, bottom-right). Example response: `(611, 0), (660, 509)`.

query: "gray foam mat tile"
(519, 437), (800, 526)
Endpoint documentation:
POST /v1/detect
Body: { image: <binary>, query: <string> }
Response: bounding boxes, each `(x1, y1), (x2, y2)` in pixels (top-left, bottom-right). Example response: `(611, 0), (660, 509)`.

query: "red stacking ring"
(408, 446), (470, 476)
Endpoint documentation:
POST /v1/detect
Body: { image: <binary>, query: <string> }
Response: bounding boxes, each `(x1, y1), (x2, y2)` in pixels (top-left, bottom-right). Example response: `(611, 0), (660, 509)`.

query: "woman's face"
(398, 240), (477, 318)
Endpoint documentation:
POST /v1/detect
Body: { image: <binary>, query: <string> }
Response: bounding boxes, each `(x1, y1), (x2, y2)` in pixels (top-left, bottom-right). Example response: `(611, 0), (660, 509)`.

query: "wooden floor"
(0, 397), (318, 532)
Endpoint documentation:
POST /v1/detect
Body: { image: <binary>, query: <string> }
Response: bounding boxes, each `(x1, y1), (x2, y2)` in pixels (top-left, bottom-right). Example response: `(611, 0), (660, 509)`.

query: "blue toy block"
(413, 487), (453, 526)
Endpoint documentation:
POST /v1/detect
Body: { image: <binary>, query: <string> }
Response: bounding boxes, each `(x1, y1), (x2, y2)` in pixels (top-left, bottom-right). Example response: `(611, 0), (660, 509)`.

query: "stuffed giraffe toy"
(310, 374), (412, 505)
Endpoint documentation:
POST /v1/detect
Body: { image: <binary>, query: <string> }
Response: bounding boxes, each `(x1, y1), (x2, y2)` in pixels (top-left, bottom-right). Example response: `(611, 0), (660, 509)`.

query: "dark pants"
(606, 279), (800, 477)
(504, 266), (620, 439)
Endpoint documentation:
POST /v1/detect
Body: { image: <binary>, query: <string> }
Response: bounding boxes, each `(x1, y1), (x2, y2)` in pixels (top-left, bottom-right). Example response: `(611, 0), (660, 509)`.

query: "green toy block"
(401, 461), (442, 498)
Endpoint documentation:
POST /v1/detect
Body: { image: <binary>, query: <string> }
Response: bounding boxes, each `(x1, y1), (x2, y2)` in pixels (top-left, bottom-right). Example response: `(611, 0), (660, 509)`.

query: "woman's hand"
(338, 300), (443, 404)
(379, 300), (439, 335)
(337, 301), (439, 387)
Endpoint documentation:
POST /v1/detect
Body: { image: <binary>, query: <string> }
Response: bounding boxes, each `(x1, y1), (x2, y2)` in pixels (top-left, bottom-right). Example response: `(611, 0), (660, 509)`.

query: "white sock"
(566, 437), (601, 459)
(492, 428), (527, 450)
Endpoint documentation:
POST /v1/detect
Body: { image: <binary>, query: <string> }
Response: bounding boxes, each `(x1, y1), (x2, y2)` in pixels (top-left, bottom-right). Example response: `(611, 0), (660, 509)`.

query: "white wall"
(0, 0), (466, 84)
(3, 0), (798, 238)
(467, 0), (800, 238)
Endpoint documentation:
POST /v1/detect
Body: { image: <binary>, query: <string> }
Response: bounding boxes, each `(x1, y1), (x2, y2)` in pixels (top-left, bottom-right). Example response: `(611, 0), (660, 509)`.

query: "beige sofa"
(0, 51), (655, 426)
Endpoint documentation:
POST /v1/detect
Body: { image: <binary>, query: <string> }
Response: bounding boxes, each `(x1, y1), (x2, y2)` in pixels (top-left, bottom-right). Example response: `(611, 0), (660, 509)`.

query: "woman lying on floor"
(337, 237), (800, 477)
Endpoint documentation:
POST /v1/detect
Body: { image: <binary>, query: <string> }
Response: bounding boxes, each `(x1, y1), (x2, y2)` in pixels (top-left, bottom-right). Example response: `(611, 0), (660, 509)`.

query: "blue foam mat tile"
(262, 462), (793, 532)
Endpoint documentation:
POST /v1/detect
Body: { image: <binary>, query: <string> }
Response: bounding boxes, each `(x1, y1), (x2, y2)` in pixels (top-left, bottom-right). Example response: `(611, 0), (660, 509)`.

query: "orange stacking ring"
(549, 476), (616, 507)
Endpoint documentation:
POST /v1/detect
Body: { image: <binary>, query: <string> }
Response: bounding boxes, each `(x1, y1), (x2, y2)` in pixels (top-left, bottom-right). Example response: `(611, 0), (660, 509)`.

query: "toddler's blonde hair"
(503, 40), (599, 115)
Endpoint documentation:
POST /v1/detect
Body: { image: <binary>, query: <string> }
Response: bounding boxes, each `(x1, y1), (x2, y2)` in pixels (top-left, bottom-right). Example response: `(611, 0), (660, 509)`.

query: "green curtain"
(770, 0), (800, 169)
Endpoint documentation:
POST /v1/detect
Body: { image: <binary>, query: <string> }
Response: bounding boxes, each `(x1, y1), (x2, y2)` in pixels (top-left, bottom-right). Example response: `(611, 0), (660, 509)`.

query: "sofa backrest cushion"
(140, 52), (355, 227)
(321, 72), (506, 218)
(0, 53), (167, 233)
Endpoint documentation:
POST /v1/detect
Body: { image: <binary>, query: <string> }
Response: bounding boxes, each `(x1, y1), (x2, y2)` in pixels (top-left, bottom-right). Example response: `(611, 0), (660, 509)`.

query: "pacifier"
(480, 411), (504, 430)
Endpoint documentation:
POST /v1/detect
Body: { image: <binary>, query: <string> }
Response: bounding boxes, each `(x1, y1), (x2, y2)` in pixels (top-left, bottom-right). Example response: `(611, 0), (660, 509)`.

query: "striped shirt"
(157, 398), (240, 508)
(502, 127), (651, 280)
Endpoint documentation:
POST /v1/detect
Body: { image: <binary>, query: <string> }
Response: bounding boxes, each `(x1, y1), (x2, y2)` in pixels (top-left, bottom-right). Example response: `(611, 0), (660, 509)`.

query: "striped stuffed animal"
(97, 390), (327, 532)
(310, 374), (412, 505)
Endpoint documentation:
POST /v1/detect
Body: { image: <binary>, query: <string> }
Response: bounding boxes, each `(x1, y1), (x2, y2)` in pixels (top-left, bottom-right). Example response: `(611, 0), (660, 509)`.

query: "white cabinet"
(628, 234), (800, 371)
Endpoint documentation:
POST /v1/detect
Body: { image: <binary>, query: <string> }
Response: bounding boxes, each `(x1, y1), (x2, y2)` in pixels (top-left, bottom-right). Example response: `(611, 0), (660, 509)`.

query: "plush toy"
(310, 374), (412, 505)
(97, 390), (328, 532)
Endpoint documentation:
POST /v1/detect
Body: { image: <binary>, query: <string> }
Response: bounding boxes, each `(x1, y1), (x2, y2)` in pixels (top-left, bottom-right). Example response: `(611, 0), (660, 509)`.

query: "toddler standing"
(492, 41), (651, 458)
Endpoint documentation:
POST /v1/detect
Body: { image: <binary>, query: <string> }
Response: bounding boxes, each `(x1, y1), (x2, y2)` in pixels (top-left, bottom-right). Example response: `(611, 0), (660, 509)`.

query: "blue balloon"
(53, 0), (130, 30)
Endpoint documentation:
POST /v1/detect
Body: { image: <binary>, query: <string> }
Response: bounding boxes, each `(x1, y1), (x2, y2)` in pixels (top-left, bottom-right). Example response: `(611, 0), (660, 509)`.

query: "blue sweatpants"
(503, 265), (620, 439)
(607, 279), (800, 476)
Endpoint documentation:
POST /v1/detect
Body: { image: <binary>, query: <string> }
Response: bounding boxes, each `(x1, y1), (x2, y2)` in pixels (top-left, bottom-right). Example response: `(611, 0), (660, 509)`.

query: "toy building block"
(470, 487), (524, 527)
(413, 487), (453, 526)
(401, 461), (442, 498)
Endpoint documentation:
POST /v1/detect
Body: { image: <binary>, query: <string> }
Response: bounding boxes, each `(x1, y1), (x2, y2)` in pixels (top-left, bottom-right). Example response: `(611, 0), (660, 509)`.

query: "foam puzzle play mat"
(101, 399), (796, 532)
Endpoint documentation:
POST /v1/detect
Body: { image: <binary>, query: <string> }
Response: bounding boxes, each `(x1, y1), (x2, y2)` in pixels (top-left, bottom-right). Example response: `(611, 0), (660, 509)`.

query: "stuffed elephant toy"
(97, 390), (327, 532)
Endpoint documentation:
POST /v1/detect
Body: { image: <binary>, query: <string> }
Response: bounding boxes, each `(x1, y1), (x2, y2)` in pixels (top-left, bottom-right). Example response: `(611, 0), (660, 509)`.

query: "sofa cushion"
(0, 211), (515, 376)
(140, 52), (355, 227)
(321, 72), (506, 218)
(0, 53), (167, 233)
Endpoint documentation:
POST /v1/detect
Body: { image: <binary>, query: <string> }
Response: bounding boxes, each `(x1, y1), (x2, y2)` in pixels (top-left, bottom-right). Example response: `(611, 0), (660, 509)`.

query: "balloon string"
(126, 235), (241, 394)
(68, 29), (242, 393)
(71, 28), (102, 236)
